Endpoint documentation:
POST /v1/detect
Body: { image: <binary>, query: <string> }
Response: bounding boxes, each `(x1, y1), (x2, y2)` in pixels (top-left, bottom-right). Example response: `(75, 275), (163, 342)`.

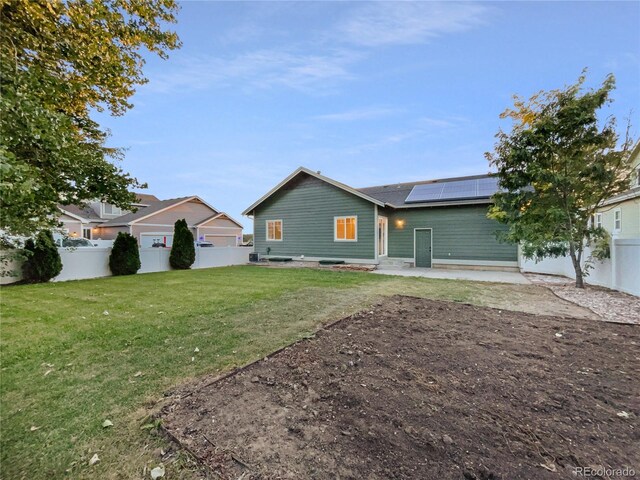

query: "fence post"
(610, 236), (617, 290)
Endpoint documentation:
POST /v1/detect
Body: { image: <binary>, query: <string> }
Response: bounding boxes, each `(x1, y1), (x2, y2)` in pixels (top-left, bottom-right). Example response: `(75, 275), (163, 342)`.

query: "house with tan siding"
(58, 195), (242, 247)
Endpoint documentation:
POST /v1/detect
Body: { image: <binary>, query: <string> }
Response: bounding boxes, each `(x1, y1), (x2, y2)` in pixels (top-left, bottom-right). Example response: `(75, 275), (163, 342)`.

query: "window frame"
(103, 203), (122, 216)
(613, 208), (621, 232)
(595, 213), (603, 229)
(334, 215), (358, 242)
(265, 219), (283, 242)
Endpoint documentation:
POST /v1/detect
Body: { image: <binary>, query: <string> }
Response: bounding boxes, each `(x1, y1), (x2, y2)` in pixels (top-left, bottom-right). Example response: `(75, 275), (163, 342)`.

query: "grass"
(0, 266), (577, 479)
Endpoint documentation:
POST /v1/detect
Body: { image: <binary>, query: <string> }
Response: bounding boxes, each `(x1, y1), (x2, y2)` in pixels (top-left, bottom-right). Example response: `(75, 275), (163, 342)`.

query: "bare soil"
(161, 296), (639, 480)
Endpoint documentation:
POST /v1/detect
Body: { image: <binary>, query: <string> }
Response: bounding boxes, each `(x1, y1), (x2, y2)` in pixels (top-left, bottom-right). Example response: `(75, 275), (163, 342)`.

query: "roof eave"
(241, 167), (384, 216)
(392, 198), (493, 209)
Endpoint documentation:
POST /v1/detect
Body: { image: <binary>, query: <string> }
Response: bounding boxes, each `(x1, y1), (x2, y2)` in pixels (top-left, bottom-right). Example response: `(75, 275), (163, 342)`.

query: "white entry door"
(378, 216), (388, 256)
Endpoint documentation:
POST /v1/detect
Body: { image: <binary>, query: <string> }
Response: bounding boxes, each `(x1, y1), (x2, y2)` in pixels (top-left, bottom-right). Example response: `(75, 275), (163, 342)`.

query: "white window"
(82, 227), (92, 240)
(334, 216), (357, 242)
(103, 203), (122, 215)
(266, 220), (283, 241)
(613, 209), (621, 232)
(595, 213), (602, 229)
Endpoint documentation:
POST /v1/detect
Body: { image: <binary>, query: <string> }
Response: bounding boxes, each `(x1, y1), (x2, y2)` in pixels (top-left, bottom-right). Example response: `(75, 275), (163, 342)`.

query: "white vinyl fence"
(520, 238), (640, 296)
(1, 247), (251, 284)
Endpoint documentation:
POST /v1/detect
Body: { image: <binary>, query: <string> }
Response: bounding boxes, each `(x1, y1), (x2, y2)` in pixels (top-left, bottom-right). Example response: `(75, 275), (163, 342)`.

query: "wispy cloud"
(144, 49), (361, 94)
(313, 106), (403, 121)
(340, 2), (491, 47)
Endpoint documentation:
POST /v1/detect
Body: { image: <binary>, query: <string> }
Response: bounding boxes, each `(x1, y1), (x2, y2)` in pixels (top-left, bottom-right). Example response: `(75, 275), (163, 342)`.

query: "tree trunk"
(568, 241), (584, 288)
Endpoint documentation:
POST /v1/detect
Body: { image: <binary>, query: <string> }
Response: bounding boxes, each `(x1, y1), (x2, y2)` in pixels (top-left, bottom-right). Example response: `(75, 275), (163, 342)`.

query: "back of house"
(243, 167), (517, 270)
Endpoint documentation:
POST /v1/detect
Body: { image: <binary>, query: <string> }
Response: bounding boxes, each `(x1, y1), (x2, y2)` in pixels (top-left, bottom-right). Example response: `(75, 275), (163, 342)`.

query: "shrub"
(22, 230), (63, 283)
(169, 219), (195, 269)
(109, 232), (141, 275)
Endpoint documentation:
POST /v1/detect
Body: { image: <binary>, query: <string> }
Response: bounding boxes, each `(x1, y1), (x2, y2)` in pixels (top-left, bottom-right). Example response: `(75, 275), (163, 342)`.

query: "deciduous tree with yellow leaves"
(486, 72), (634, 288)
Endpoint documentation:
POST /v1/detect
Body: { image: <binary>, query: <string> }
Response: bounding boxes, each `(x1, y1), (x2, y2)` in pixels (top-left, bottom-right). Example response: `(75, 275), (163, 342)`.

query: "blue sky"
(97, 1), (640, 231)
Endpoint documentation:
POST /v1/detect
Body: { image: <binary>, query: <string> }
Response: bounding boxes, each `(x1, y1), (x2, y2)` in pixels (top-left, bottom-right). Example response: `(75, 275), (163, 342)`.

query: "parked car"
(56, 237), (96, 248)
(151, 242), (166, 248)
(195, 241), (214, 247)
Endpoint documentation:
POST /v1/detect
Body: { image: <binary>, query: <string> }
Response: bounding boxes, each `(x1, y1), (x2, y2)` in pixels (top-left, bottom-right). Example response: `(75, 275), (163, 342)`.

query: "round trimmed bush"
(109, 232), (141, 275)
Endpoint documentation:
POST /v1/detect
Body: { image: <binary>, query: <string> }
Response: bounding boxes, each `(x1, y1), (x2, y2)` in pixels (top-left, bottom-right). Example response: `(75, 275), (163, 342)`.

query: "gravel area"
(525, 274), (640, 324)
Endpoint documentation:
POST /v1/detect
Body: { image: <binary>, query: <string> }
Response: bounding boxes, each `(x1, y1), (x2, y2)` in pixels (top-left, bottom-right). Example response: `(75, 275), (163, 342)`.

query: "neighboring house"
(58, 194), (160, 240)
(592, 142), (640, 239)
(58, 195), (243, 247)
(242, 167), (517, 270)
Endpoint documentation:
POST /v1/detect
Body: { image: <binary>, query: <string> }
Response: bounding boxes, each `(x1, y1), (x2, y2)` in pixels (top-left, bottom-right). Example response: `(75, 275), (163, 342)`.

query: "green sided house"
(242, 167), (518, 270)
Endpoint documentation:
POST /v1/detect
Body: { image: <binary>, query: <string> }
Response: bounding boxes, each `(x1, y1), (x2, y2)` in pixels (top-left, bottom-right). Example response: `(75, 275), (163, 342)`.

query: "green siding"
(253, 174), (376, 259)
(383, 205), (517, 262)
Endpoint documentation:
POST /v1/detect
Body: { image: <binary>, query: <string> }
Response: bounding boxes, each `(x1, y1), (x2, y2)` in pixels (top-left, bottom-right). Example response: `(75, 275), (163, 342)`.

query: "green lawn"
(0, 266), (575, 479)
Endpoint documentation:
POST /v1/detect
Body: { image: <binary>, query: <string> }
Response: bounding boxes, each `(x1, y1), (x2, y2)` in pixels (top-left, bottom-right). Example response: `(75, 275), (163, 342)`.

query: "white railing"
(520, 238), (640, 296)
(1, 247), (251, 284)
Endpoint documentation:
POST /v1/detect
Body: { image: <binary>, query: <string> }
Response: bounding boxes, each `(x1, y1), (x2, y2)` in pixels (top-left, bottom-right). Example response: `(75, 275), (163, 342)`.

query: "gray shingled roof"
(134, 193), (160, 204)
(357, 174), (495, 207)
(100, 196), (195, 226)
(59, 204), (103, 221)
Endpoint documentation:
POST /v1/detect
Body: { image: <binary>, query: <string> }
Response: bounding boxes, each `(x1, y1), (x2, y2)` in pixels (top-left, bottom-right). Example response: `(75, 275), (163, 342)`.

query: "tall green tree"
(486, 73), (634, 288)
(169, 219), (195, 269)
(0, 0), (180, 237)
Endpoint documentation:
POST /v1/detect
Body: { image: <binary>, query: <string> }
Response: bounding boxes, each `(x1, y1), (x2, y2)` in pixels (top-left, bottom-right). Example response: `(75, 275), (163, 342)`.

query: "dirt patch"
(161, 296), (639, 479)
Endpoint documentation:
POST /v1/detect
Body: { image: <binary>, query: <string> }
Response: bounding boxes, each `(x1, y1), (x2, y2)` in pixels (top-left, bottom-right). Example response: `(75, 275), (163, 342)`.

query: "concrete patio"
(373, 266), (531, 284)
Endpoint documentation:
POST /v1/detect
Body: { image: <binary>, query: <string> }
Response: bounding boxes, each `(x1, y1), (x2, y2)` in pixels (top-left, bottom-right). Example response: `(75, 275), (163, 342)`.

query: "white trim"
(378, 215), (388, 257)
(128, 196), (219, 225)
(127, 223), (240, 229)
(613, 208), (622, 232)
(413, 228), (433, 268)
(58, 207), (89, 223)
(242, 166), (384, 216)
(600, 187), (640, 207)
(374, 205), (379, 261)
(198, 225), (243, 230)
(595, 212), (603, 229)
(266, 219), (283, 241)
(334, 215), (358, 242)
(390, 198), (492, 209)
(196, 212), (244, 229)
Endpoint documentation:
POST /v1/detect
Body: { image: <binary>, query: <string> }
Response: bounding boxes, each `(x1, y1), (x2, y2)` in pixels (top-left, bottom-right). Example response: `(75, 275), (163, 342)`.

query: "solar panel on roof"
(404, 177), (501, 204)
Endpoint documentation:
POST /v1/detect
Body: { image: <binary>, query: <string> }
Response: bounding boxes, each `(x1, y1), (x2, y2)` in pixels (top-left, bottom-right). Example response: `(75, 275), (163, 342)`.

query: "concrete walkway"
(373, 266), (531, 284)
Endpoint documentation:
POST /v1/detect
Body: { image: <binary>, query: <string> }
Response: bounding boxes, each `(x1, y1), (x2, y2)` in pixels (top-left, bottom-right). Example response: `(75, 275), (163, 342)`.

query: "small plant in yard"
(21, 230), (62, 282)
(109, 232), (141, 275)
(169, 218), (195, 269)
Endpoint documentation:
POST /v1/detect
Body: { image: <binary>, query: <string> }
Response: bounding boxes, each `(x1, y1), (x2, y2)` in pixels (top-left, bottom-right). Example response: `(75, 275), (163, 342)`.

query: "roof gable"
(242, 167), (384, 215)
(196, 212), (244, 228)
(100, 196), (220, 226)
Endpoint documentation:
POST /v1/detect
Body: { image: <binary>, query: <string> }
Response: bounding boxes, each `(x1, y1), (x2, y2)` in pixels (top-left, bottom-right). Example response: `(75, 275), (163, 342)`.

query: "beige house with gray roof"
(58, 195), (243, 247)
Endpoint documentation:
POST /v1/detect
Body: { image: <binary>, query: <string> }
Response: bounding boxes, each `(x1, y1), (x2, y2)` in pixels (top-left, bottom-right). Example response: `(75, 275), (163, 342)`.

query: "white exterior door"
(378, 216), (388, 256)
